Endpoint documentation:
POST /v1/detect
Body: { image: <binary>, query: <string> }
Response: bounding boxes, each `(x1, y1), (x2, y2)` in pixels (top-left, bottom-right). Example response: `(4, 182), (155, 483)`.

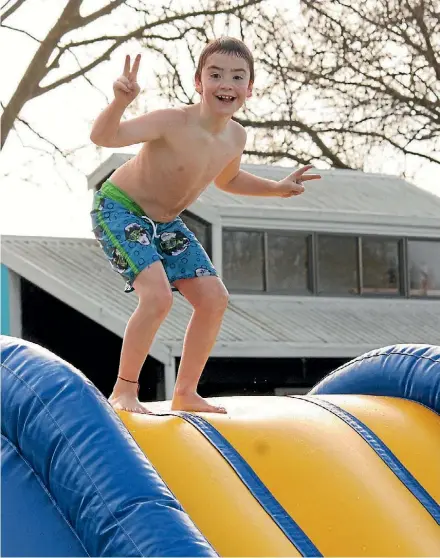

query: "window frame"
(223, 227), (313, 295)
(181, 210), (213, 258)
(222, 227), (266, 293)
(265, 229), (313, 295)
(358, 234), (403, 298)
(315, 232), (360, 297)
(406, 236), (440, 300)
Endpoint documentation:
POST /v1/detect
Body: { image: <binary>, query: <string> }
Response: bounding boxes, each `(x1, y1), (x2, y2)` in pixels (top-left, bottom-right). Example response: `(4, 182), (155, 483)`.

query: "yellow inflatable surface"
(119, 395), (440, 557)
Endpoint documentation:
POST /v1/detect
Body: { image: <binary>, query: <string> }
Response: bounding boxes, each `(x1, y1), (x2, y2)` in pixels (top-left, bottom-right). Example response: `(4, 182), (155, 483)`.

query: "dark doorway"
(20, 278), (164, 401)
(178, 356), (350, 397)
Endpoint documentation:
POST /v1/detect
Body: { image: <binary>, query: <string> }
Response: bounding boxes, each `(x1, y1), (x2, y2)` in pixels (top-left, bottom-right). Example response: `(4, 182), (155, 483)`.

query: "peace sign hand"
(277, 165), (321, 197)
(113, 54), (141, 105)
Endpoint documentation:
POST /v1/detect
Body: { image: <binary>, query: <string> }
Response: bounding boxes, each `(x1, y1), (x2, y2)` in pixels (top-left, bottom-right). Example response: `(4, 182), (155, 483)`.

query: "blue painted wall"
(1, 264), (10, 335)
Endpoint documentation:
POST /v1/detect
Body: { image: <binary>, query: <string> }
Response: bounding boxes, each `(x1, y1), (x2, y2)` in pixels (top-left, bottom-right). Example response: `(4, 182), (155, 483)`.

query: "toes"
(133, 406), (149, 414)
(213, 406), (227, 414)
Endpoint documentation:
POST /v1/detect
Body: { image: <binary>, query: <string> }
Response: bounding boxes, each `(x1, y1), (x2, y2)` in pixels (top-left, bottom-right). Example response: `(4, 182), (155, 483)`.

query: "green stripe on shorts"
(100, 180), (145, 217)
(96, 211), (140, 276)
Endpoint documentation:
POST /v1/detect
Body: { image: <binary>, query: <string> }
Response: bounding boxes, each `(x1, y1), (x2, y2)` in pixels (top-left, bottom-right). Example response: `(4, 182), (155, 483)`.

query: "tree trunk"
(1, 3), (79, 147)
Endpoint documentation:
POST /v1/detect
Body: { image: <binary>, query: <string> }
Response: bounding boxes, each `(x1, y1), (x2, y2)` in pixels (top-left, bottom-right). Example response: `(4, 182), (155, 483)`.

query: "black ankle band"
(117, 376), (139, 385)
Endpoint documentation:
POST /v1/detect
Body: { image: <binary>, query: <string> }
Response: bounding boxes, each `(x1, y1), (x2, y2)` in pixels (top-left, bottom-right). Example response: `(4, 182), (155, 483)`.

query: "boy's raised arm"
(90, 54), (178, 148)
(90, 105), (178, 148)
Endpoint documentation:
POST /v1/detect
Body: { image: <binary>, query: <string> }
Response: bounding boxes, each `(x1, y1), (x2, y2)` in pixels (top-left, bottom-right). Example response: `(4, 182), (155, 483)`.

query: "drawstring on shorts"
(142, 215), (160, 240)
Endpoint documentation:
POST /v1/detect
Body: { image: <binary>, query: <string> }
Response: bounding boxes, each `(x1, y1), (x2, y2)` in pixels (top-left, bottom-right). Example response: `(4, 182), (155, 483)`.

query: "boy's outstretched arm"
(215, 124), (320, 197)
(215, 159), (321, 197)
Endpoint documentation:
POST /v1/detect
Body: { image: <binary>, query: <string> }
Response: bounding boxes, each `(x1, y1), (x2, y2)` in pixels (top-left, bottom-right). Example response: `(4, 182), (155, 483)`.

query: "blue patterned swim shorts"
(91, 180), (217, 293)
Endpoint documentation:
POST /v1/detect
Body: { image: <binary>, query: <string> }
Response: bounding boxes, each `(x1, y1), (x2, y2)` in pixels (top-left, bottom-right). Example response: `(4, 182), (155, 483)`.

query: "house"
(2, 154), (440, 400)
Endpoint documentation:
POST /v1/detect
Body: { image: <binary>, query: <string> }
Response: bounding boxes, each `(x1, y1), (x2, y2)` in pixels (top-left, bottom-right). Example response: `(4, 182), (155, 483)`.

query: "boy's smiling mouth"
(216, 94), (236, 103)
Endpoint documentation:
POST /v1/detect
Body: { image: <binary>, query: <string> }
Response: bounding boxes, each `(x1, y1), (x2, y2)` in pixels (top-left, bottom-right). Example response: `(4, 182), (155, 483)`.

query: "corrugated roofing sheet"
(198, 164), (440, 218)
(3, 236), (439, 361)
(87, 154), (440, 219)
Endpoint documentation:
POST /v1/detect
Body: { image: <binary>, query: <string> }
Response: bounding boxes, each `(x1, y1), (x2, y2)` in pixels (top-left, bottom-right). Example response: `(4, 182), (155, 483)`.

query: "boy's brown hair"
(195, 37), (255, 84)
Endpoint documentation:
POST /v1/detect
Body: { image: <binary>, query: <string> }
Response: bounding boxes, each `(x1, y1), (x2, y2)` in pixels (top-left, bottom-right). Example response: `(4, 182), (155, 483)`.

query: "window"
(180, 211), (212, 256)
(222, 230), (264, 291)
(408, 240), (440, 297)
(318, 235), (358, 295)
(266, 233), (310, 293)
(361, 237), (400, 295)
(222, 228), (439, 299)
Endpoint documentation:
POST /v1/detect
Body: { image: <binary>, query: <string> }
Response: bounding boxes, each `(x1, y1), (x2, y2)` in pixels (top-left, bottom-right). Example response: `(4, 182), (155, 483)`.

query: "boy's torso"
(110, 106), (242, 222)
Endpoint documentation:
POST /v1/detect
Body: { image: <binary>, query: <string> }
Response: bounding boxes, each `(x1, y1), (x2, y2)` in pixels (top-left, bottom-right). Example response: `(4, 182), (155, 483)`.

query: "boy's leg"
(109, 261), (173, 414)
(171, 276), (229, 413)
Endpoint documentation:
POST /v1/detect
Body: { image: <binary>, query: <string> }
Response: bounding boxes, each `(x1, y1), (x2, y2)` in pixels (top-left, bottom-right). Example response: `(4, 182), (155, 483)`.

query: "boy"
(90, 37), (321, 414)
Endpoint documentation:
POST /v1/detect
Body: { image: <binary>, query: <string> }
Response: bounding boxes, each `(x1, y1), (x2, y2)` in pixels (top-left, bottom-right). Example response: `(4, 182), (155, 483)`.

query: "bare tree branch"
(1, 0), (26, 21)
(1, 24), (41, 42)
(2, 0), (438, 189)
(234, 0), (439, 174)
(78, 0), (126, 27)
(16, 115), (70, 160)
(38, 1), (262, 96)
(1, 0), (263, 147)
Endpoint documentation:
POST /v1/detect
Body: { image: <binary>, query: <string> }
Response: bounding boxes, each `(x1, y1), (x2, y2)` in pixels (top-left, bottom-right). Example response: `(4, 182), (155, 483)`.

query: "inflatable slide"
(2, 335), (439, 556)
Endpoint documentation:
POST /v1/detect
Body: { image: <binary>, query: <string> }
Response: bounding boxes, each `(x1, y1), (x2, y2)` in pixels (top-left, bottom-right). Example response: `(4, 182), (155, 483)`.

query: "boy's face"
(196, 52), (253, 115)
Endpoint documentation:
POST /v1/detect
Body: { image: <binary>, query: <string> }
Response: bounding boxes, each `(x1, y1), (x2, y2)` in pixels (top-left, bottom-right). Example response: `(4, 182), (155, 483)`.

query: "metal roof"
(3, 235), (439, 363)
(87, 154), (440, 224)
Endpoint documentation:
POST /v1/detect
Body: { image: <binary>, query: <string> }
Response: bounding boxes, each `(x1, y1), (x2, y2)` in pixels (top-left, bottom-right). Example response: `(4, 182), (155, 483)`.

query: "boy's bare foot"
(171, 391), (227, 414)
(109, 393), (152, 414)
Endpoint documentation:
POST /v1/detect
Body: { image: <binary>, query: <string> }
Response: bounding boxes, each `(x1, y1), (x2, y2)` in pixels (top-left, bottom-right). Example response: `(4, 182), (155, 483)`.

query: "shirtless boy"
(90, 37), (321, 414)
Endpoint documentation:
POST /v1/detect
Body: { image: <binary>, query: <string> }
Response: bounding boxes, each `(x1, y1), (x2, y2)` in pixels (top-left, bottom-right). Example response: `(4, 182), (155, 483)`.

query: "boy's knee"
(139, 285), (173, 318)
(196, 283), (229, 314)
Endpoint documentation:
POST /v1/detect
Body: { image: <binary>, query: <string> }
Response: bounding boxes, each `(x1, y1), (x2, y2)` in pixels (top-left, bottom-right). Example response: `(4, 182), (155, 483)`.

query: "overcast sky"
(1, 0), (438, 237)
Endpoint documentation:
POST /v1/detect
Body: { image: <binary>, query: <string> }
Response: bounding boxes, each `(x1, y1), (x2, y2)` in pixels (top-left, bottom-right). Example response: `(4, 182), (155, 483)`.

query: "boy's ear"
(246, 82), (253, 99)
(195, 75), (202, 94)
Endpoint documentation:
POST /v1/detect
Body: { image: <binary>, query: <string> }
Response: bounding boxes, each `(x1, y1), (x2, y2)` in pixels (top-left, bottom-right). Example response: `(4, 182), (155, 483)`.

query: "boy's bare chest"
(166, 129), (237, 182)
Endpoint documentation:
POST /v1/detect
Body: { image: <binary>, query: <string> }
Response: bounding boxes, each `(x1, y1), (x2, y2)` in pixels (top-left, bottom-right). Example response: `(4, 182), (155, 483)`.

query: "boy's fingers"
(123, 55), (130, 77)
(130, 54), (141, 79)
(115, 82), (130, 93)
(120, 76), (134, 89)
(300, 164), (314, 171)
(301, 174), (321, 181)
(288, 165), (313, 179)
(296, 164), (314, 175)
(287, 165), (319, 182)
(115, 78), (131, 92)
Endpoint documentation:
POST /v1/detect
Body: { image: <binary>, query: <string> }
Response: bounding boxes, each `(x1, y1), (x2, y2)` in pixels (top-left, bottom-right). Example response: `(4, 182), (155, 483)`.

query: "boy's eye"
(210, 73), (221, 78)
(234, 75), (244, 80)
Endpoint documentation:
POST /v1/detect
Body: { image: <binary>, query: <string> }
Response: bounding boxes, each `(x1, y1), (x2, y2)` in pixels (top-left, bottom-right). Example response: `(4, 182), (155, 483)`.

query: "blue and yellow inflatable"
(2, 336), (439, 556)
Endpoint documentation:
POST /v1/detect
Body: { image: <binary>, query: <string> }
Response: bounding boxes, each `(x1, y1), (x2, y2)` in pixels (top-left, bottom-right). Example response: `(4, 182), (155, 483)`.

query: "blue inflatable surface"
(3, 337), (439, 557)
(2, 435), (88, 557)
(1, 336), (217, 557)
(310, 344), (440, 414)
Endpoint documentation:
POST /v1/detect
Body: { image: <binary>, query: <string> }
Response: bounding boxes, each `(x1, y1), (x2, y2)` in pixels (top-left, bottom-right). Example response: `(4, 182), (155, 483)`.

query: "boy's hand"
(113, 54), (141, 105)
(277, 165), (321, 197)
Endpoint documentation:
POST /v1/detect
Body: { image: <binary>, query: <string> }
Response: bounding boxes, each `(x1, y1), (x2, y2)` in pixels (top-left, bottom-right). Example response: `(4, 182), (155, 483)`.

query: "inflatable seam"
(2, 363), (145, 557)
(1, 434), (91, 557)
(293, 396), (440, 525)
(158, 411), (322, 558)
